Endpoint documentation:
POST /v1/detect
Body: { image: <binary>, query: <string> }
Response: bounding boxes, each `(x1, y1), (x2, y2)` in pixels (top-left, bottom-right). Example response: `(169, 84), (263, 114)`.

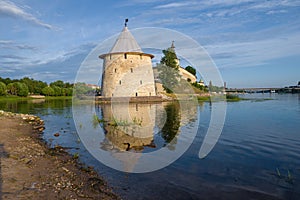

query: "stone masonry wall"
(102, 53), (156, 97)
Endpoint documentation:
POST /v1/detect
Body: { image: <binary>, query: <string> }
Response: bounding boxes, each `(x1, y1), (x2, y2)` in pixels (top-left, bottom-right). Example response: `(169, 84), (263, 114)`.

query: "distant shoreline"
(0, 95), (72, 101)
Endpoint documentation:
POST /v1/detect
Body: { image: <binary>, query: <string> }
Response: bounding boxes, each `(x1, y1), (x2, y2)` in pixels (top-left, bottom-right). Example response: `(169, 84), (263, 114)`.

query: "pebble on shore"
(0, 109), (119, 200)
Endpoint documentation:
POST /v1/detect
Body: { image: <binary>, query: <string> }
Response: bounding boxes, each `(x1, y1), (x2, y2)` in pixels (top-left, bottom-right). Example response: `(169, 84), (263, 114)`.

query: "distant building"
(168, 41), (197, 83)
(153, 41), (198, 94)
(198, 79), (205, 86)
(99, 23), (156, 98)
(85, 84), (100, 90)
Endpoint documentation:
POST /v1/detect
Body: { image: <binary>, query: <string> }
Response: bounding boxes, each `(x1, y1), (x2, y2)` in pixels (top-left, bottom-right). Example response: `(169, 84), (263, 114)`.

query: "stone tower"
(99, 22), (156, 98)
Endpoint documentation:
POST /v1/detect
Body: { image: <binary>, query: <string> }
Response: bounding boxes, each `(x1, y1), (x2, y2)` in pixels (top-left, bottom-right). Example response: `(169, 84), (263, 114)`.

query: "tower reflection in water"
(94, 101), (198, 172)
(96, 101), (197, 152)
(100, 103), (158, 152)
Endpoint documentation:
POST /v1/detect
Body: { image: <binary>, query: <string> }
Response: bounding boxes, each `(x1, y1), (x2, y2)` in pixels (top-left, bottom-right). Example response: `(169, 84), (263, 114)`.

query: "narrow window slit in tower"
(124, 53), (127, 59)
(119, 80), (121, 85)
(131, 68), (133, 73)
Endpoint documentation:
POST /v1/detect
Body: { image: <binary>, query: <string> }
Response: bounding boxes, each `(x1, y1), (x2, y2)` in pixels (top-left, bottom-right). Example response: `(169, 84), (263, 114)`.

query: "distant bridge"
(226, 88), (282, 93)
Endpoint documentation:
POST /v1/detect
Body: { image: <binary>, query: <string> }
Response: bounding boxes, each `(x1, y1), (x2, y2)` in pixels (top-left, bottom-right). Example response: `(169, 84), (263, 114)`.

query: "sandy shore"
(0, 111), (119, 200)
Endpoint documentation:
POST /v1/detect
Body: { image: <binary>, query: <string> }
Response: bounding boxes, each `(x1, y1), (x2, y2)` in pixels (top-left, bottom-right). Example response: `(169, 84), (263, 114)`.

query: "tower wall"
(101, 53), (156, 97)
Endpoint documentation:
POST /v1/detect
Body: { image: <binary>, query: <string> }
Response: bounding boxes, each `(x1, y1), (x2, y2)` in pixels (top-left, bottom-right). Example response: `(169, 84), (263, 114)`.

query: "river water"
(0, 93), (299, 200)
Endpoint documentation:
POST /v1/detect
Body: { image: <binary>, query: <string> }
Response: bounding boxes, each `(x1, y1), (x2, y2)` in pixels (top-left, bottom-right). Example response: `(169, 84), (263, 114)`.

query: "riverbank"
(0, 95), (72, 102)
(0, 110), (119, 200)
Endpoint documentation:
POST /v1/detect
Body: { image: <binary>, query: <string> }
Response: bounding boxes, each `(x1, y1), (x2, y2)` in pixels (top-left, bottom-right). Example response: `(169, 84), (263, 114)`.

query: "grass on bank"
(225, 94), (244, 102)
(197, 94), (249, 102)
(0, 95), (72, 102)
(0, 94), (272, 104)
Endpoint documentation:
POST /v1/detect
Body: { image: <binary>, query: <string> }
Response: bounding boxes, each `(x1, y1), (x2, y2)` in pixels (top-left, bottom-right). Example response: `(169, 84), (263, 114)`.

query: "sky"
(0, 0), (299, 88)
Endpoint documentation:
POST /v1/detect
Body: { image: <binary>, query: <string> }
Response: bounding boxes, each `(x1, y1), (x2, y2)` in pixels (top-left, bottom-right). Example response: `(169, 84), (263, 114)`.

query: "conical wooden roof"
(109, 27), (142, 53)
(99, 25), (154, 59)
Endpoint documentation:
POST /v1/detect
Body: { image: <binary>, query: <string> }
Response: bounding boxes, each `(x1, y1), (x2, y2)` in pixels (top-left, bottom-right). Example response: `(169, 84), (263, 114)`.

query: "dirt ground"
(0, 112), (119, 200)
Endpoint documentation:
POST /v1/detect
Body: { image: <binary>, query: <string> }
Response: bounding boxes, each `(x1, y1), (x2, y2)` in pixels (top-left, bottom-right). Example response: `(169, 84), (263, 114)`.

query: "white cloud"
(154, 2), (194, 9)
(249, 0), (300, 9)
(0, 41), (96, 82)
(0, 0), (54, 29)
(0, 40), (37, 50)
(206, 32), (300, 69)
(266, 9), (288, 15)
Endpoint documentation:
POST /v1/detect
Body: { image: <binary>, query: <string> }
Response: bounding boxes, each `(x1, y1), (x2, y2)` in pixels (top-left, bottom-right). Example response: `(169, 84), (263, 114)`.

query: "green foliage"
(18, 82), (29, 97)
(157, 64), (180, 93)
(7, 82), (28, 97)
(197, 96), (211, 101)
(0, 82), (7, 96)
(0, 77), (13, 85)
(185, 66), (196, 76)
(161, 49), (179, 69)
(35, 81), (48, 94)
(19, 77), (34, 93)
(191, 82), (208, 92)
(20, 77), (47, 94)
(226, 94), (242, 101)
(42, 86), (55, 96)
(50, 80), (64, 88)
(158, 48), (181, 94)
(61, 88), (73, 96)
(51, 85), (62, 96)
(73, 82), (94, 97)
(73, 152), (79, 159)
(161, 103), (180, 143)
(7, 83), (17, 95)
(0, 76), (74, 97)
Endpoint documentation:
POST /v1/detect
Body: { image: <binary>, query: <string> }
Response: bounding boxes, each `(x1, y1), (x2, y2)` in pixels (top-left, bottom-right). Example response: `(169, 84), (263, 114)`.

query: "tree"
(7, 83), (17, 95)
(34, 81), (47, 94)
(18, 82), (29, 97)
(185, 66), (196, 76)
(51, 85), (62, 96)
(161, 49), (178, 69)
(0, 82), (7, 96)
(73, 82), (93, 97)
(158, 48), (180, 93)
(42, 86), (55, 96)
(50, 80), (64, 88)
(191, 82), (208, 92)
(161, 103), (180, 145)
(20, 77), (47, 94)
(61, 88), (73, 96)
(7, 82), (28, 96)
(20, 77), (34, 94)
(0, 77), (12, 85)
(64, 82), (73, 88)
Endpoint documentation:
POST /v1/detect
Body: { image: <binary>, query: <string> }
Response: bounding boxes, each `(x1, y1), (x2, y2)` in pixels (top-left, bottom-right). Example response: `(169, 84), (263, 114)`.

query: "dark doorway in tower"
(135, 92), (138, 97)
